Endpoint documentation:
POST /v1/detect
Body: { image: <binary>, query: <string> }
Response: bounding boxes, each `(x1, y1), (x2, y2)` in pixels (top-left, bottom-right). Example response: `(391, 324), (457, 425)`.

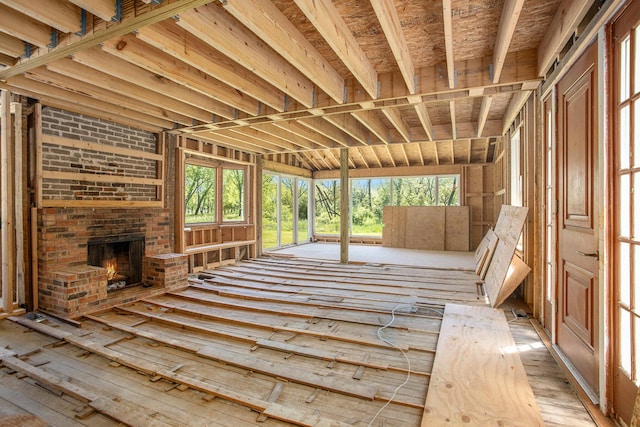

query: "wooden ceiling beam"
(46, 58), (213, 124)
(449, 100), (457, 140)
(502, 91), (531, 135)
(492, 0), (525, 83)
(177, 3), (314, 108)
(477, 96), (493, 137)
(195, 132), (268, 154)
(8, 76), (173, 129)
(136, 21), (285, 113)
(72, 47), (235, 119)
(416, 142), (425, 166)
(272, 121), (337, 150)
(101, 34), (260, 116)
(354, 147), (370, 169)
(26, 67), (192, 126)
(385, 145), (397, 167)
(253, 123), (321, 151)
(0, 0), (214, 80)
(67, 0), (116, 22)
(351, 110), (389, 144)
(293, 0), (378, 99)
(0, 4), (52, 48)
(298, 117), (350, 147)
(382, 107), (411, 143)
(322, 114), (369, 145)
(399, 144), (410, 166)
(370, 0), (415, 94)
(537, 0), (593, 76)
(0, 32), (24, 57)
(224, 128), (301, 152)
(0, 53), (16, 67)
(442, 0), (455, 88)
(368, 146), (383, 168)
(220, 0), (344, 105)
(413, 103), (433, 141)
(0, 0), (82, 34)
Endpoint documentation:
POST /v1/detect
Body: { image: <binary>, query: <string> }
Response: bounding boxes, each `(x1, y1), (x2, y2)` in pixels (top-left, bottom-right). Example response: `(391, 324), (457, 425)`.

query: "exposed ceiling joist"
(381, 107), (411, 143)
(0, 0), (82, 34)
(351, 110), (389, 144)
(442, 0), (455, 88)
(0, 4), (52, 48)
(0, 32), (23, 57)
(256, 123), (320, 151)
(220, 0), (344, 105)
(449, 100), (457, 141)
(477, 96), (493, 137)
(46, 58), (214, 123)
(370, 0), (415, 94)
(101, 34), (260, 116)
(67, 0), (115, 22)
(323, 114), (369, 146)
(135, 21), (285, 113)
(177, 3), (314, 108)
(413, 102), (433, 142)
(293, 0), (378, 100)
(503, 91), (531, 135)
(492, 0), (525, 83)
(299, 117), (350, 147)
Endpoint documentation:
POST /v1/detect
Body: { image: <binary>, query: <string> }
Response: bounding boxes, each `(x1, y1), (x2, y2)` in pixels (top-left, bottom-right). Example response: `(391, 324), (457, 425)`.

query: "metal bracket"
(489, 63), (494, 84)
(112, 0), (122, 22)
(151, 0), (163, 4)
(376, 81), (380, 99)
(48, 30), (58, 49)
(23, 43), (31, 59)
(76, 9), (87, 36)
(283, 94), (289, 112)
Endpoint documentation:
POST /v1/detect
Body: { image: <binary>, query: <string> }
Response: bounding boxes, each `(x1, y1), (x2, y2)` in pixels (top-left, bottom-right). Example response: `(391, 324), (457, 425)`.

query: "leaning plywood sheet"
(479, 229), (499, 280)
(484, 205), (529, 307)
(421, 304), (544, 427)
(494, 255), (531, 308)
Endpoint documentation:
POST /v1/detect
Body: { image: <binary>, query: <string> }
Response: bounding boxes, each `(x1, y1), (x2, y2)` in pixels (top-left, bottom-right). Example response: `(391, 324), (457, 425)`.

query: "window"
(222, 168), (245, 222)
(262, 173), (278, 249)
(314, 179), (341, 234)
(392, 175), (459, 206)
(510, 127), (523, 207)
(184, 163), (216, 224)
(297, 180), (310, 243)
(351, 178), (390, 236)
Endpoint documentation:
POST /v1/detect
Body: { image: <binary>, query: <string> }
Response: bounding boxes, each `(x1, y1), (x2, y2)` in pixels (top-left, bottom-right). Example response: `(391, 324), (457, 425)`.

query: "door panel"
(557, 40), (599, 396)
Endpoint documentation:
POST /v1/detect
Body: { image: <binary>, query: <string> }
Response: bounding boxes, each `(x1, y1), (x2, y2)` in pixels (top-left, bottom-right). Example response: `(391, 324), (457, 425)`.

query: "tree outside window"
(314, 179), (340, 234)
(223, 168), (245, 221)
(184, 163), (216, 224)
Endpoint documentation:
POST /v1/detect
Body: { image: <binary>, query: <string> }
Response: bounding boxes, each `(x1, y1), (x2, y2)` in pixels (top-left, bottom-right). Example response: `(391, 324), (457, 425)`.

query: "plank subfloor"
(0, 256), (594, 426)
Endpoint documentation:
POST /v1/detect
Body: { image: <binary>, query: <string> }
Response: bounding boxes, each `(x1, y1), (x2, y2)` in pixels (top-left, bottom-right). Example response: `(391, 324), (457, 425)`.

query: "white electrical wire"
(367, 304), (413, 427)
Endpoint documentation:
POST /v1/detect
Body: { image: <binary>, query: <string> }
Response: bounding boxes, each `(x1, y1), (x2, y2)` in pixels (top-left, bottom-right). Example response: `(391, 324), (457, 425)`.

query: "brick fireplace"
(37, 207), (187, 319)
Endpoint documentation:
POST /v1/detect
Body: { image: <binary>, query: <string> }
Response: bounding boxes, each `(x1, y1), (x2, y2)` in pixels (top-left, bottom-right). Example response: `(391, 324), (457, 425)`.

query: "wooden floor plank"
(421, 303), (544, 426)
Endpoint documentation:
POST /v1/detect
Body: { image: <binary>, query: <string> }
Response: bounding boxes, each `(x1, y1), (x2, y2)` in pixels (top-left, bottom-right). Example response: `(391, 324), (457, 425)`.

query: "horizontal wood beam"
(0, 0), (214, 80)
(220, 0), (344, 105)
(313, 163), (463, 180)
(260, 158), (312, 179)
(492, 0), (525, 83)
(177, 3), (314, 108)
(135, 21), (285, 112)
(477, 96), (493, 137)
(0, 4), (52, 48)
(442, 0), (455, 88)
(41, 170), (162, 186)
(381, 107), (411, 143)
(68, 0), (116, 22)
(42, 134), (163, 161)
(502, 91), (531, 135)
(294, 0), (378, 99)
(1, 0), (82, 34)
(0, 32), (24, 57)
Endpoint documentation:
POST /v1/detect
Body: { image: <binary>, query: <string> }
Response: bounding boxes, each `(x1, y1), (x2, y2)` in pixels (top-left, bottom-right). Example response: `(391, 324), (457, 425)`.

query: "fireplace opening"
(87, 234), (145, 292)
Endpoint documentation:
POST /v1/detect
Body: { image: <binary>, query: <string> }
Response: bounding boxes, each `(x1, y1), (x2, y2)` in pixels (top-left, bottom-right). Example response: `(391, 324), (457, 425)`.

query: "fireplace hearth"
(88, 234), (145, 292)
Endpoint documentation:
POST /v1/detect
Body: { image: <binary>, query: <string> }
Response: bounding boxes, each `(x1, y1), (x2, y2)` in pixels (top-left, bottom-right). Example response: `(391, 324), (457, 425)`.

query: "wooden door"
(611, 0), (640, 423)
(556, 41), (599, 396)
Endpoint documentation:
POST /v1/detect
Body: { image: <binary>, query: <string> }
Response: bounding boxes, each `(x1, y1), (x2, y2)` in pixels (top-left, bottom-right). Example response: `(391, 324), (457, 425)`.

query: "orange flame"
(105, 259), (117, 280)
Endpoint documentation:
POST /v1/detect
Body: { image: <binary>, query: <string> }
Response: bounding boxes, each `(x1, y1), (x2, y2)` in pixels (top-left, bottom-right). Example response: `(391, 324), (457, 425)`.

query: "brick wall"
(41, 107), (158, 201)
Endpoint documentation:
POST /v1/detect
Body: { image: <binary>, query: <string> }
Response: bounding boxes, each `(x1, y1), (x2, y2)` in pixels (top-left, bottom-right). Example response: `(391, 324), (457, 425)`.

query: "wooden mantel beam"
(0, 0), (214, 81)
(294, 0), (378, 100)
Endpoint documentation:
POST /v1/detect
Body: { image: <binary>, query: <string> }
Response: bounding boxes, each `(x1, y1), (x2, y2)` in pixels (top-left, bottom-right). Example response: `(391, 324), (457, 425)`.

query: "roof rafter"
(293, 0), (378, 99)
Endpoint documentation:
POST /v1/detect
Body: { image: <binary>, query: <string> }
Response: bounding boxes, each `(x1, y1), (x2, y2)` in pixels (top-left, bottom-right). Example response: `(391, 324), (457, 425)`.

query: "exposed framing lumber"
(0, 89), (14, 313)
(382, 107), (411, 143)
(449, 100), (457, 140)
(11, 101), (23, 307)
(412, 101), (434, 141)
(537, 0), (593, 76)
(0, 52), (17, 67)
(293, 0), (378, 99)
(68, 0), (116, 22)
(177, 3), (314, 108)
(477, 96), (493, 137)
(255, 124), (322, 150)
(0, 4), (51, 48)
(42, 134), (163, 161)
(135, 21), (285, 112)
(340, 147), (349, 264)
(298, 117), (350, 147)
(371, 0), (415, 94)
(100, 35), (260, 116)
(502, 91), (531, 135)
(492, 0), (525, 83)
(0, 32), (25, 57)
(261, 159), (312, 179)
(0, 0), (215, 80)
(1, 0), (83, 34)
(322, 114), (369, 145)
(351, 110), (389, 144)
(41, 171), (162, 187)
(442, 0), (455, 88)
(220, 0), (344, 105)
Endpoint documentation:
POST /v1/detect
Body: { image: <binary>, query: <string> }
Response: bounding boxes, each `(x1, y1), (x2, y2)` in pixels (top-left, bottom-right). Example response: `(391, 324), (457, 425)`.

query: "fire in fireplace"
(87, 234), (145, 292)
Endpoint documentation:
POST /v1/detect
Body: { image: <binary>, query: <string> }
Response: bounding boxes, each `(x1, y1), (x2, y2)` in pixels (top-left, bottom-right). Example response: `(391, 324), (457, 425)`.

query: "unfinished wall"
(465, 163), (498, 248)
(40, 107), (158, 202)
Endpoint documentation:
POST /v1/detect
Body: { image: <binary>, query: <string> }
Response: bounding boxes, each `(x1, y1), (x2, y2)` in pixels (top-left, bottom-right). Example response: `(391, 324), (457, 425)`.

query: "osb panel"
(426, 101), (453, 126)
(488, 92), (514, 121)
(395, 0), (446, 68)
(436, 140), (454, 164)
(403, 142), (422, 166)
(450, 0), (503, 62)
(421, 141), (439, 166)
(453, 139), (471, 164)
(452, 98), (475, 124)
(510, 0), (561, 53)
(470, 139), (490, 163)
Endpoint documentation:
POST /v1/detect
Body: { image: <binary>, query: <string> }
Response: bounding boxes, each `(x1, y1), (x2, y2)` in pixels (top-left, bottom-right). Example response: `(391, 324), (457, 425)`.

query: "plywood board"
(405, 206), (445, 250)
(445, 206), (470, 251)
(494, 255), (531, 308)
(484, 205), (529, 307)
(479, 229), (499, 280)
(421, 303), (544, 426)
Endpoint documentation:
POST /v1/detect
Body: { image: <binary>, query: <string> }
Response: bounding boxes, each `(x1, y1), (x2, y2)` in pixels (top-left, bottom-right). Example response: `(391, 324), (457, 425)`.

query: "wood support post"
(255, 156), (263, 257)
(340, 147), (349, 264)
(1, 89), (15, 313)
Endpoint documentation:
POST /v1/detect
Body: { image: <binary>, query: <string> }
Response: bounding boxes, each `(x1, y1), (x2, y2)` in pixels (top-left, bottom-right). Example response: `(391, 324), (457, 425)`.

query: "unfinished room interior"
(1, 0), (639, 425)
